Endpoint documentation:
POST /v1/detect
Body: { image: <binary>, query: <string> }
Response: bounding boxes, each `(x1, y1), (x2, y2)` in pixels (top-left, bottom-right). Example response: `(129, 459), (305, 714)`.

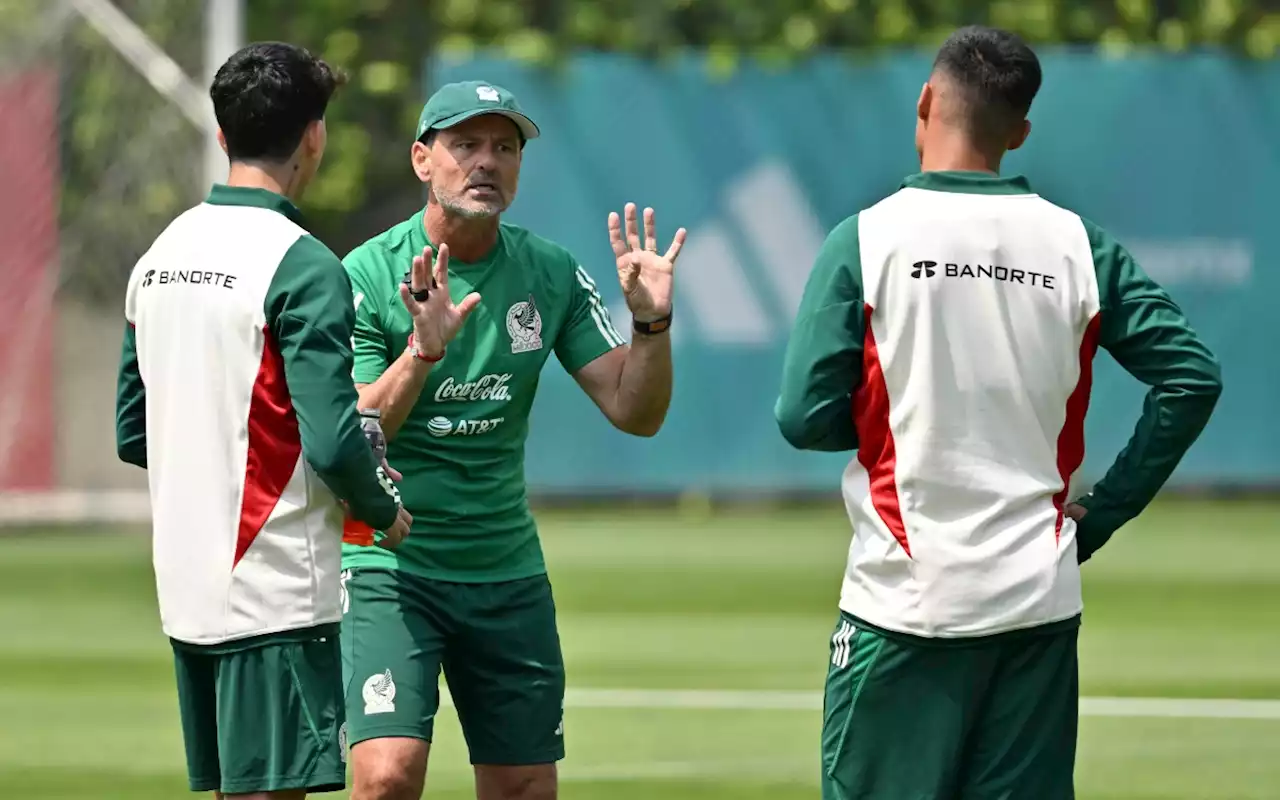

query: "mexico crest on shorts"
(506, 294), (543, 354)
(362, 669), (396, 714)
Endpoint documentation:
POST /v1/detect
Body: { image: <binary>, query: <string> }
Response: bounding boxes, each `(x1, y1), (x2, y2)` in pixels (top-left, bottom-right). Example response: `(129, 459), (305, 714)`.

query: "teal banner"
(427, 51), (1277, 493)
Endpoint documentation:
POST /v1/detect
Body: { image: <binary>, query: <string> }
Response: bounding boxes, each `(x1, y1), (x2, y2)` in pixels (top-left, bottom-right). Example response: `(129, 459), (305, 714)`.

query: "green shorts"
(171, 624), (346, 794)
(821, 612), (1079, 800)
(340, 567), (566, 765)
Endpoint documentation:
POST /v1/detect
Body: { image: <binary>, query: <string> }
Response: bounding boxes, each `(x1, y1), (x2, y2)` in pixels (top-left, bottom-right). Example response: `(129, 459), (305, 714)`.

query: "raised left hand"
(608, 203), (687, 322)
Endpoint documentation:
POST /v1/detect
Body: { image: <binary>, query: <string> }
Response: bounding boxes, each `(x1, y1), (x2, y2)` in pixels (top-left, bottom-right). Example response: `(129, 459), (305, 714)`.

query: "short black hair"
(932, 25), (1042, 143)
(210, 41), (345, 162)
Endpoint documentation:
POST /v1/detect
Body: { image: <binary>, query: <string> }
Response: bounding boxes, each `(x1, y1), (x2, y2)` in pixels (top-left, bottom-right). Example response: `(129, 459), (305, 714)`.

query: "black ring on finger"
(403, 273), (431, 302)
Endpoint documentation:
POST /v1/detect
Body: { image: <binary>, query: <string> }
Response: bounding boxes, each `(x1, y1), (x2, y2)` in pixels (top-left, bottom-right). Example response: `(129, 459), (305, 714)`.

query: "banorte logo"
(433, 373), (513, 403)
(911, 260), (937, 279)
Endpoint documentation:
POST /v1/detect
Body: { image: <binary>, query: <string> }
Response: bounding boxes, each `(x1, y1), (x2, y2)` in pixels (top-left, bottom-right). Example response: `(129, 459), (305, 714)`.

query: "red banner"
(0, 70), (58, 490)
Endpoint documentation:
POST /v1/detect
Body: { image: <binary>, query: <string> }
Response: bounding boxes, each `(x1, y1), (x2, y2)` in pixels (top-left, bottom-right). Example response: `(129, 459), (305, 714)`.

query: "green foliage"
(252, 0), (1275, 251)
(246, 0), (435, 255)
(37, 0), (1278, 297)
(54, 0), (207, 302)
(0, 0), (46, 63)
(423, 0), (1277, 57)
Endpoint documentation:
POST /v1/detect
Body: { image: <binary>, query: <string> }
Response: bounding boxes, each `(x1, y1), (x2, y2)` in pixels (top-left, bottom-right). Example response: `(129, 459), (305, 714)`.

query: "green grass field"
(2, 498), (1278, 799)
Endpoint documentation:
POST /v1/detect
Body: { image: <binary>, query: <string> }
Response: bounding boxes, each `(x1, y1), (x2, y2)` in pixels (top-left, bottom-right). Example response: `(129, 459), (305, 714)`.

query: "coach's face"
(415, 114), (522, 218)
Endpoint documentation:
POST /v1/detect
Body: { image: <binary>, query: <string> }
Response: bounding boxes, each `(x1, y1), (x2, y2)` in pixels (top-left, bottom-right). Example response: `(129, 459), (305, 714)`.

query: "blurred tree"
(27, 0), (1276, 298)
(246, 0), (437, 257)
(247, 0), (1274, 253)
(0, 0), (48, 62)
(36, 0), (209, 303)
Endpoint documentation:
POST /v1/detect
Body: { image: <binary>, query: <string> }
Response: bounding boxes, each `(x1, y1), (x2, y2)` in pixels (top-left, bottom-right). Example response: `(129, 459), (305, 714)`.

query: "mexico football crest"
(506, 294), (543, 354)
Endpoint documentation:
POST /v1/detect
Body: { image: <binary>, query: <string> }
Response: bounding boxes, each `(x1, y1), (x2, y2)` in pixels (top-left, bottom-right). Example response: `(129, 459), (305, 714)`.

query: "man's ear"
(216, 128), (228, 155)
(1008, 119), (1032, 151)
(303, 119), (326, 159)
(411, 140), (432, 184)
(917, 81), (933, 124)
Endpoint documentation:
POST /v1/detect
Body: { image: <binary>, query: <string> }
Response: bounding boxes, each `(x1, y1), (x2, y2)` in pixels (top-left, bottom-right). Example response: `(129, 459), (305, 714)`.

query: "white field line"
(559, 760), (814, 783)
(440, 688), (1280, 720)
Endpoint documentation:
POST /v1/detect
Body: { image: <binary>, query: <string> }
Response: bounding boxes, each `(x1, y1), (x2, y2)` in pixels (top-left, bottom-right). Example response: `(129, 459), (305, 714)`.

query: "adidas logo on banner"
(607, 161), (826, 346)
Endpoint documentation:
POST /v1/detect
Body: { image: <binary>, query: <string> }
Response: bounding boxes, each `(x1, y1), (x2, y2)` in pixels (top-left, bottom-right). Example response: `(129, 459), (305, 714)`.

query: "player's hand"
(399, 243), (481, 359)
(381, 457), (402, 483)
(378, 505), (412, 551)
(1065, 503), (1087, 521)
(608, 203), (687, 322)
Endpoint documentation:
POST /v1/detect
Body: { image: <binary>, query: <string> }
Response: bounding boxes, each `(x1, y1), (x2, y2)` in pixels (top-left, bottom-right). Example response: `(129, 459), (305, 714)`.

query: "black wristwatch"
(633, 312), (672, 336)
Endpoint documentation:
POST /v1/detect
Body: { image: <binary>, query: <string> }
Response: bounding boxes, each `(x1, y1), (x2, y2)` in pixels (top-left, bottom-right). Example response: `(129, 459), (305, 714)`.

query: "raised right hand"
(378, 505), (413, 551)
(399, 243), (482, 359)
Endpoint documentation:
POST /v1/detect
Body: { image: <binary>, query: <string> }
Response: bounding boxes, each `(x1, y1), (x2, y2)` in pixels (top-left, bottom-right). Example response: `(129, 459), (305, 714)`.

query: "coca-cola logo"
(433, 373), (513, 404)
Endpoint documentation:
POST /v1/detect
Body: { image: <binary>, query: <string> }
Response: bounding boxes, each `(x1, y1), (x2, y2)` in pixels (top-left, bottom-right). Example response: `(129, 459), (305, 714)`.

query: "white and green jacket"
(115, 185), (399, 647)
(776, 171), (1222, 640)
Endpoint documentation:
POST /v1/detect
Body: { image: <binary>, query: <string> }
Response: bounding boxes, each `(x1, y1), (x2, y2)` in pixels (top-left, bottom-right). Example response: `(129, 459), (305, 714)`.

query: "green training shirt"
(341, 209), (625, 582)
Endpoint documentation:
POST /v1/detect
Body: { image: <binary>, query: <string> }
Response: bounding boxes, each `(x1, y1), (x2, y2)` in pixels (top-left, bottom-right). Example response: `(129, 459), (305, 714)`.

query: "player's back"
(125, 188), (346, 645)
(844, 173), (1100, 638)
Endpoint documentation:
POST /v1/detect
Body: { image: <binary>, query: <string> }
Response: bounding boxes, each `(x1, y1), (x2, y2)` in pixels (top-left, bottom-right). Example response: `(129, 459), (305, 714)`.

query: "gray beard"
(431, 183), (507, 219)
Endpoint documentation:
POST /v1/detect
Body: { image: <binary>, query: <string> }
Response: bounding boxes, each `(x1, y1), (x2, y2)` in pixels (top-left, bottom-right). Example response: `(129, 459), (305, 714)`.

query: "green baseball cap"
(414, 81), (540, 144)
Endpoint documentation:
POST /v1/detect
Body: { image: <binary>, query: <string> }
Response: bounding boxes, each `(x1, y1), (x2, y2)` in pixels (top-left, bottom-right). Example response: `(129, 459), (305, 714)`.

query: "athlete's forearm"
(775, 216), (864, 452)
(1076, 355), (1221, 561)
(1077, 221), (1224, 562)
(610, 330), (672, 437)
(115, 323), (148, 468)
(356, 351), (435, 441)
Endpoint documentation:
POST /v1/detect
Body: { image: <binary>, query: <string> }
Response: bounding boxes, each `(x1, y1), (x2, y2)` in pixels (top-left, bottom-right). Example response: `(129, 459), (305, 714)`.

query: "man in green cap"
(338, 80), (687, 799)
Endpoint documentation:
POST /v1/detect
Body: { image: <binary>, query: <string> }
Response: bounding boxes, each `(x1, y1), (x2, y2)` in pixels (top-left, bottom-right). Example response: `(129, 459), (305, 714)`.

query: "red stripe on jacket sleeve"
(1053, 313), (1102, 538)
(853, 304), (910, 557)
(235, 325), (302, 566)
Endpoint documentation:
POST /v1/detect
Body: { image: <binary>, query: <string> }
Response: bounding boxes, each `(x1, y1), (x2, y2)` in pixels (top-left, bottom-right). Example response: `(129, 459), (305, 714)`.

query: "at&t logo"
(427, 416), (506, 437)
